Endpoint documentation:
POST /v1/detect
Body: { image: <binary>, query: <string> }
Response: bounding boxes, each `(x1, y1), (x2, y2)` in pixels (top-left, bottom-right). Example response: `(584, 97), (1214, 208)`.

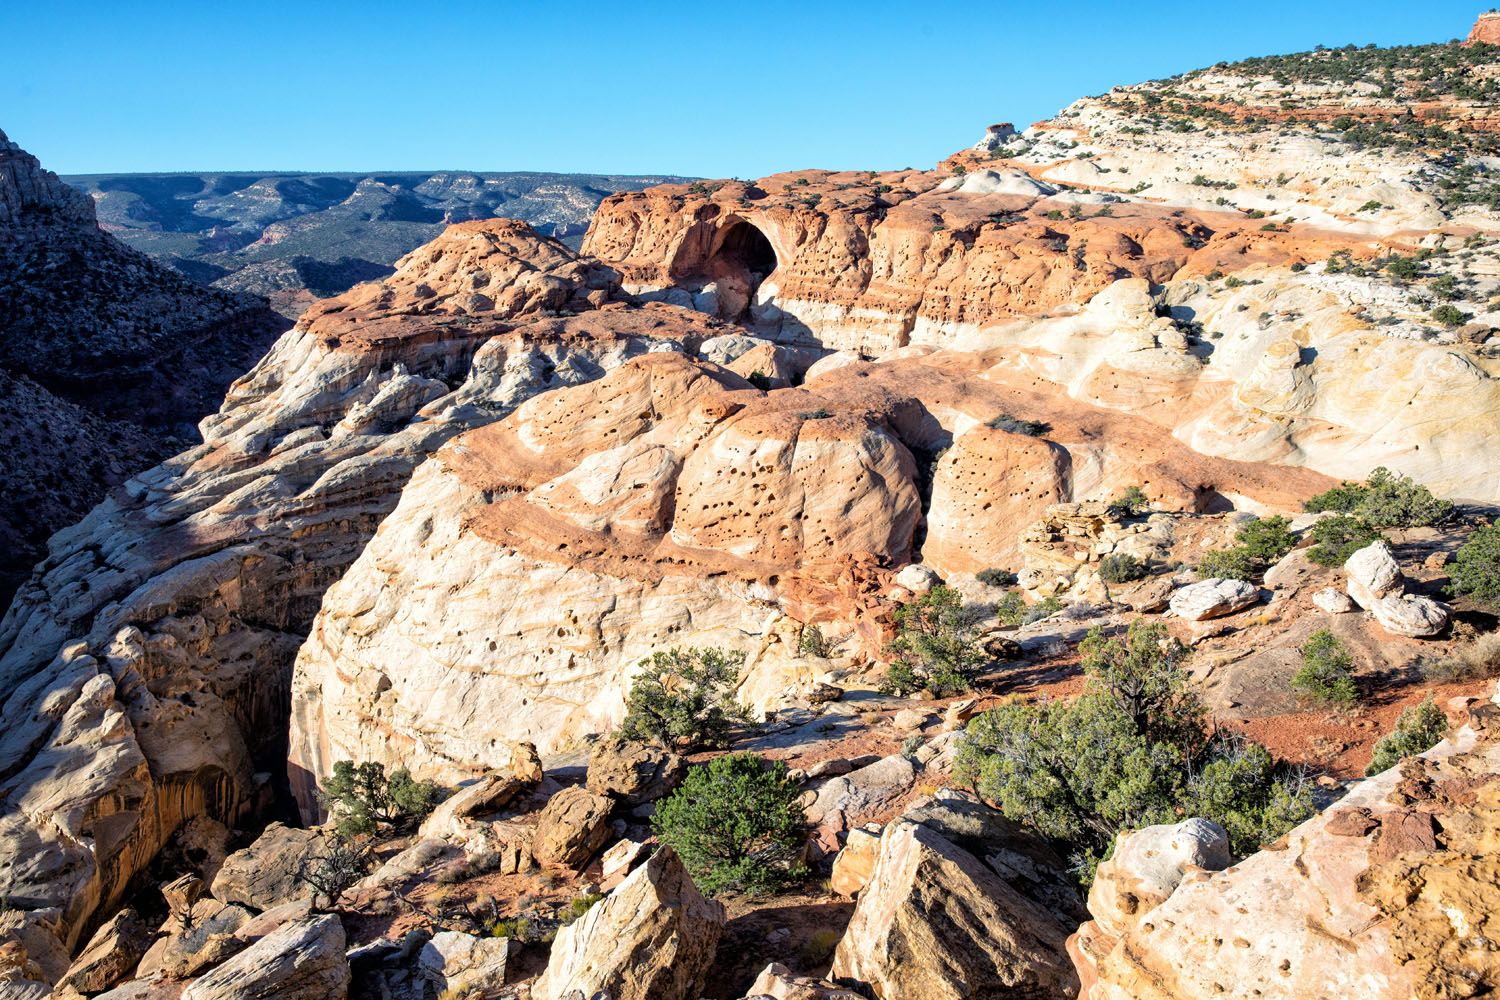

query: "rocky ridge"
(6, 15), (1500, 1000)
(0, 128), (290, 604)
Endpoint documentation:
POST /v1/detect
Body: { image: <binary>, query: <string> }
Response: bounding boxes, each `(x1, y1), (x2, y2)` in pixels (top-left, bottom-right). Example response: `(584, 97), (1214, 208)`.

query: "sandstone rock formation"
(586, 735), (686, 805)
(532, 847), (725, 1000)
(531, 786), (615, 869)
(1168, 578), (1260, 621)
(830, 813), (1081, 999)
(1080, 703), (1500, 998)
(179, 914), (348, 1000)
(0, 219), (714, 973)
(209, 823), (326, 911)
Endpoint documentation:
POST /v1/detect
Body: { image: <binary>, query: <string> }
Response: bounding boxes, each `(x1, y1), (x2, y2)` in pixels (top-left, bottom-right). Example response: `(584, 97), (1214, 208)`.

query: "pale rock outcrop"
(531, 787), (615, 869)
(1311, 586), (1356, 614)
(1344, 540), (1404, 609)
(532, 847), (724, 1000)
(1168, 578), (1260, 621)
(418, 748), (543, 844)
(585, 735), (686, 806)
(180, 914), (348, 1000)
(738, 963), (865, 1000)
(1370, 593), (1451, 638)
(830, 817), (1081, 999)
(416, 931), (514, 997)
(1083, 705), (1500, 998)
(0, 224), (714, 970)
(829, 824), (883, 896)
(1070, 820), (1231, 989)
(55, 908), (153, 996)
(210, 823), (326, 911)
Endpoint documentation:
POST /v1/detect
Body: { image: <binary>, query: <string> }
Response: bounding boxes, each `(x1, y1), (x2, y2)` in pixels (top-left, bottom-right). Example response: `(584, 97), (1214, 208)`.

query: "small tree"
(1198, 546), (1259, 583)
(1306, 514), (1382, 567)
(1366, 697), (1449, 775)
(651, 753), (807, 896)
(620, 647), (752, 751)
(321, 761), (445, 839)
(1099, 553), (1148, 584)
(295, 841), (368, 908)
(1448, 524), (1500, 609)
(1304, 467), (1451, 529)
(1291, 629), (1359, 706)
(956, 621), (1310, 876)
(1237, 516), (1297, 564)
(882, 585), (987, 697)
(1107, 486), (1150, 519)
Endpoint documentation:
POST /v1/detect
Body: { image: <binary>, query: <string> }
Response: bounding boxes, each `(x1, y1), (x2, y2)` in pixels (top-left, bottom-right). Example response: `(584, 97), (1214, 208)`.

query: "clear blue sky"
(1, 1), (1485, 178)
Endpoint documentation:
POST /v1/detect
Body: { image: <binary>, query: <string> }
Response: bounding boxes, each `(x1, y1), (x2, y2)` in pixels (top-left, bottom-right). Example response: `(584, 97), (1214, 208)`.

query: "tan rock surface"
(532, 847), (724, 1000)
(179, 913), (348, 1000)
(1084, 711), (1500, 998)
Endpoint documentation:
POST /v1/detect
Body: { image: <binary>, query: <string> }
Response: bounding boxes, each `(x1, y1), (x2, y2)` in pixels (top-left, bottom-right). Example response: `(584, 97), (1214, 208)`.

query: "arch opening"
(685, 219), (778, 323)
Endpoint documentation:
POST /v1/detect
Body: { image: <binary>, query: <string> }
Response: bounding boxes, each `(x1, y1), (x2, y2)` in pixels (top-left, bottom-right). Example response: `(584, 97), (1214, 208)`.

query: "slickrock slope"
(286, 334), (1333, 798)
(0, 219), (720, 976)
(0, 128), (289, 604)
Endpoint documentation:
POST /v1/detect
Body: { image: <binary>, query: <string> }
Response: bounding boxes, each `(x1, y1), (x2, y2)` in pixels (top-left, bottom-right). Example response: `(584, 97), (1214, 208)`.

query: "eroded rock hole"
(694, 220), (778, 321)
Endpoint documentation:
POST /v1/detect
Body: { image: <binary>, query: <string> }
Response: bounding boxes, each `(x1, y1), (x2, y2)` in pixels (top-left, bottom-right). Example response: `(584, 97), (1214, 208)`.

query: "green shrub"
(1291, 629), (1359, 706)
(1198, 546), (1259, 583)
(1365, 697), (1448, 775)
(1106, 486), (1150, 519)
(976, 567), (1018, 588)
(1236, 516), (1297, 564)
(1304, 468), (1452, 528)
(1306, 514), (1382, 567)
(882, 586), (987, 697)
(955, 621), (1311, 874)
(1448, 524), (1500, 609)
(1022, 596), (1065, 625)
(321, 761), (445, 839)
(988, 413), (1051, 436)
(992, 590), (1027, 627)
(1432, 304), (1469, 327)
(1199, 516), (1299, 582)
(621, 647), (753, 751)
(651, 753), (807, 896)
(1099, 553), (1148, 584)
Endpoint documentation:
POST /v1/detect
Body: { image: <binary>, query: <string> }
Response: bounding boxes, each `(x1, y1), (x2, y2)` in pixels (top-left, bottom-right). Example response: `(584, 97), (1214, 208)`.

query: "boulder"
(737, 963), (864, 999)
(137, 896), (254, 980)
(585, 736), (686, 806)
(1311, 587), (1356, 614)
(419, 749), (543, 841)
(893, 564), (941, 594)
(830, 819), (1080, 999)
(211, 823), (326, 911)
(532, 847), (724, 1000)
(830, 825), (883, 896)
(532, 787), (615, 869)
(416, 931), (514, 997)
(1168, 579), (1259, 621)
(56, 908), (153, 995)
(599, 837), (651, 891)
(1344, 541), (1403, 610)
(180, 914), (348, 1000)
(1117, 575), (1174, 613)
(805, 755), (917, 832)
(1371, 594), (1451, 638)
(1088, 819), (1230, 944)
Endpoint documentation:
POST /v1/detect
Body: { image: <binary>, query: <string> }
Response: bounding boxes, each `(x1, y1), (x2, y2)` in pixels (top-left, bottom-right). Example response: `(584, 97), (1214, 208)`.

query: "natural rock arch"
(672, 218), (778, 321)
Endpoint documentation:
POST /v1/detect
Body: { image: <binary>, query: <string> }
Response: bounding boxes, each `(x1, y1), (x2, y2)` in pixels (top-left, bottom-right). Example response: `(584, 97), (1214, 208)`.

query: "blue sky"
(1, 1), (1485, 178)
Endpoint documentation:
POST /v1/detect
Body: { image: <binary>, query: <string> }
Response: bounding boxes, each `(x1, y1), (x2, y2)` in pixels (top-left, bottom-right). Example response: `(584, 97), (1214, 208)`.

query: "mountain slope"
(65, 169), (693, 317)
